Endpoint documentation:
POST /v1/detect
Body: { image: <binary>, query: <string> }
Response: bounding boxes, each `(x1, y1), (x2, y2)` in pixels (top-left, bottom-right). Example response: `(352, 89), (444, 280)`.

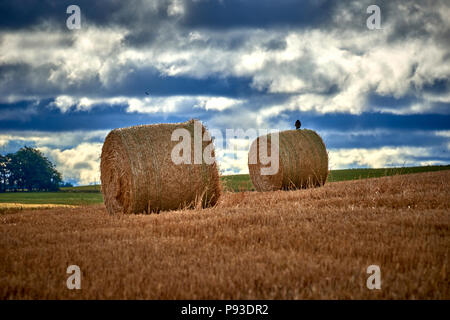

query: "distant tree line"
(0, 147), (63, 192)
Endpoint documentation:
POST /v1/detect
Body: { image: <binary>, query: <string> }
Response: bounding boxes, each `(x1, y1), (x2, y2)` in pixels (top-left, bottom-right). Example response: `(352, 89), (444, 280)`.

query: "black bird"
(295, 119), (301, 130)
(145, 91), (150, 95)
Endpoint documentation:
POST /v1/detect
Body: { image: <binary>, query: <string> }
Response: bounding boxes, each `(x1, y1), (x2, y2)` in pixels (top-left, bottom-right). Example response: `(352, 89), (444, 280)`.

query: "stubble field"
(0, 170), (449, 299)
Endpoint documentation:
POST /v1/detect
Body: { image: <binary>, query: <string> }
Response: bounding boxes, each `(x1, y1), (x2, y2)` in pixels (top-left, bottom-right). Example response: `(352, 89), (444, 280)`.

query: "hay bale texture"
(248, 129), (328, 192)
(100, 120), (221, 214)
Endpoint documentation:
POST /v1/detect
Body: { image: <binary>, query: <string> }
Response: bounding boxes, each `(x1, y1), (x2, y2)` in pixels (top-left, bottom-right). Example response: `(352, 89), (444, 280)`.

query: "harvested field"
(0, 170), (449, 299)
(0, 203), (78, 215)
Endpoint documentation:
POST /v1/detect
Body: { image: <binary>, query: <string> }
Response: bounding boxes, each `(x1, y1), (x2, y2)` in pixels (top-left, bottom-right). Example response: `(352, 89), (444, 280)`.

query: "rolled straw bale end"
(100, 120), (221, 215)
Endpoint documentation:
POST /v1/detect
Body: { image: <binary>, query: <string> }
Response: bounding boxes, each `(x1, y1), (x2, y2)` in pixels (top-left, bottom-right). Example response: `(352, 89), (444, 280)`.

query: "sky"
(0, 0), (449, 185)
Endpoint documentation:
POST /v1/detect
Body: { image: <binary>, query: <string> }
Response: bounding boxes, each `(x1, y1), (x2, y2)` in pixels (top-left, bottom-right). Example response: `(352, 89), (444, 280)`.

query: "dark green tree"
(7, 147), (62, 191)
(0, 154), (8, 192)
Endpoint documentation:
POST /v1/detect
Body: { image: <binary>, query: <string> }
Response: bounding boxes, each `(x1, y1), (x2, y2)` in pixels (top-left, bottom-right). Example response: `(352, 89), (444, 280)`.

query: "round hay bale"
(248, 129), (328, 192)
(100, 120), (221, 214)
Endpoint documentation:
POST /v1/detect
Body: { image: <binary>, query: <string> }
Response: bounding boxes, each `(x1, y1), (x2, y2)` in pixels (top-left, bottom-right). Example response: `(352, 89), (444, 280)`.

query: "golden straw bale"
(248, 129), (328, 191)
(100, 120), (221, 214)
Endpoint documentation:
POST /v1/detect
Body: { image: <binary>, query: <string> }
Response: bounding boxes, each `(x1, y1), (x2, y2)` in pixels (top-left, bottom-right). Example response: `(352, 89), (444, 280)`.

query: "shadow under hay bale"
(248, 129), (328, 192)
(100, 120), (221, 214)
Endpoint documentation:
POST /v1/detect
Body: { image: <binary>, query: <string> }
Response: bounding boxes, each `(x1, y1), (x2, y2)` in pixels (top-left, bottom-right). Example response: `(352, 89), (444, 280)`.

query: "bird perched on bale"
(295, 120), (301, 130)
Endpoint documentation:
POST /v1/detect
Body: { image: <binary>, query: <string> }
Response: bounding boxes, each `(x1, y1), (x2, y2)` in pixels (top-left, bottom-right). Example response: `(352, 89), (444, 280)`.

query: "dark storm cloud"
(263, 39), (287, 51)
(422, 78), (450, 95)
(2, 97), (449, 134)
(0, 62), (102, 97)
(181, 0), (337, 29)
(1, 0), (448, 44)
(0, 0), (183, 48)
(0, 63), (31, 87)
(0, 0), (339, 31)
(384, 1), (450, 44)
(0, 0), (164, 30)
(368, 93), (419, 109)
(106, 67), (256, 97)
(0, 61), (257, 99)
(0, 0), (356, 32)
(0, 99), (206, 131)
(322, 130), (449, 149)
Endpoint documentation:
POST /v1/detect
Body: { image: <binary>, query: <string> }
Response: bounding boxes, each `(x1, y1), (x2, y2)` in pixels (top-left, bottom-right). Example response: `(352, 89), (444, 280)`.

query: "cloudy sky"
(0, 0), (449, 185)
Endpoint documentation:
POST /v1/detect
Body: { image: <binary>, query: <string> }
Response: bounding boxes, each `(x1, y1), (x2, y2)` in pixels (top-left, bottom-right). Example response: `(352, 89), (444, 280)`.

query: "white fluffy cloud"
(0, 130), (108, 149)
(49, 95), (243, 114)
(328, 146), (448, 169)
(39, 143), (102, 185)
(0, 131), (107, 185)
(195, 97), (243, 111)
(0, 26), (127, 89)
